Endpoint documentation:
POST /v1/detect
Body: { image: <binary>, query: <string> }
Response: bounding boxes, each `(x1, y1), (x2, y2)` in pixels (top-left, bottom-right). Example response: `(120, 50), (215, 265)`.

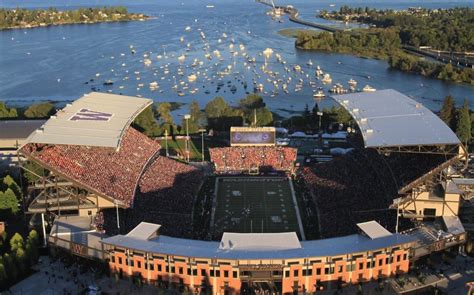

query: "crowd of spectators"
(209, 146), (297, 173)
(301, 148), (453, 238)
(101, 155), (203, 237)
(21, 127), (161, 208)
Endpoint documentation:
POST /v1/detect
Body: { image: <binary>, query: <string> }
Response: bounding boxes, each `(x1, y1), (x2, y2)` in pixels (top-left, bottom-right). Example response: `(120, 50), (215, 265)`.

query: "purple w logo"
(70, 109), (113, 121)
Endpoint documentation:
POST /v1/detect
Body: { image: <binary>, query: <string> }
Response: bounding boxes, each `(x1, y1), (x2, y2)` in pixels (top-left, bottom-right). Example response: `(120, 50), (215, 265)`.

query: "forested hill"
(0, 6), (148, 30)
(320, 7), (473, 52)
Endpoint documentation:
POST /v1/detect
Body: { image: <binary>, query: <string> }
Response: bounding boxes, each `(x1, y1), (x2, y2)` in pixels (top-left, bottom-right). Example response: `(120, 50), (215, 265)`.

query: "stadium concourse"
(17, 90), (471, 294)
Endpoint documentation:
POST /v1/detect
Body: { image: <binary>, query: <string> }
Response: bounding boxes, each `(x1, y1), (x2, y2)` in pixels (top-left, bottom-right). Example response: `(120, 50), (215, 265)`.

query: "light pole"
(164, 128), (169, 157)
(184, 114), (191, 162)
(199, 128), (206, 162)
(317, 111), (323, 131)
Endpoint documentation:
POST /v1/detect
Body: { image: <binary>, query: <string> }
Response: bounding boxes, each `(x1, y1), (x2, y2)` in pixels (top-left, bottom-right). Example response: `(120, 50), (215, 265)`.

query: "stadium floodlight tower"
(331, 89), (468, 229)
(199, 128), (206, 162)
(184, 114), (191, 162)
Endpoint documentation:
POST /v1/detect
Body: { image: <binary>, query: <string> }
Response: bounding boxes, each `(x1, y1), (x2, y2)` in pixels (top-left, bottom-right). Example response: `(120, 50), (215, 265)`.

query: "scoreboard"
(230, 127), (276, 146)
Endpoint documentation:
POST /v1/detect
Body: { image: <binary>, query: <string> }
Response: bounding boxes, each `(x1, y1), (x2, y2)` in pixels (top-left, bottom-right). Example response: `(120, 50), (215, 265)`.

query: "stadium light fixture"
(184, 114), (191, 162)
(164, 128), (169, 157)
(317, 111), (323, 131)
(199, 128), (206, 162)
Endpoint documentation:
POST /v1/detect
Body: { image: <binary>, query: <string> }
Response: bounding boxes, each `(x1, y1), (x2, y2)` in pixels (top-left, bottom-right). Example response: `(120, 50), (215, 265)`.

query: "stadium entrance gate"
(239, 266), (283, 294)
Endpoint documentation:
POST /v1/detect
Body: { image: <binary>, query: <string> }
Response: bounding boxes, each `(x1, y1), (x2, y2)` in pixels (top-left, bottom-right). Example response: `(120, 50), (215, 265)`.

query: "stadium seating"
(21, 127), (161, 207)
(209, 146), (297, 173)
(100, 155), (203, 237)
(301, 149), (454, 238)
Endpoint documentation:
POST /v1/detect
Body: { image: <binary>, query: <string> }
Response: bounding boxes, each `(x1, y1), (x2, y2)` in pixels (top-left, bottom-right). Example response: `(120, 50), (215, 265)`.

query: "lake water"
(0, 0), (473, 118)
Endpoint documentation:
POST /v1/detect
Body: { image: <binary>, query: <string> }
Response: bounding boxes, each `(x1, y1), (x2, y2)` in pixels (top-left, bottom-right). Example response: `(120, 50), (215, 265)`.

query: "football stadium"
(18, 90), (471, 294)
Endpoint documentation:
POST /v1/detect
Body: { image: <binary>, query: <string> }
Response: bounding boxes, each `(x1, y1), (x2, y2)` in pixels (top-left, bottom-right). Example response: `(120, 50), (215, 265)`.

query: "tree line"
(439, 95), (473, 147)
(0, 102), (56, 119)
(296, 7), (474, 84)
(0, 229), (40, 290)
(132, 94), (274, 137)
(0, 174), (40, 290)
(321, 7), (473, 52)
(0, 6), (146, 30)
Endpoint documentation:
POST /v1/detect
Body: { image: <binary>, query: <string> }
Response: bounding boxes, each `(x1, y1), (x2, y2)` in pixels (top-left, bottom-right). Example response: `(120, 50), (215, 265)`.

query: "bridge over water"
(256, 0), (341, 33)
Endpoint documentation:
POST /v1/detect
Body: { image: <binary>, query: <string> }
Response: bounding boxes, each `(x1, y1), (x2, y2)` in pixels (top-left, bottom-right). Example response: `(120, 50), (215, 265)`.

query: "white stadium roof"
(219, 232), (301, 251)
(357, 221), (392, 240)
(24, 92), (152, 149)
(332, 89), (460, 148)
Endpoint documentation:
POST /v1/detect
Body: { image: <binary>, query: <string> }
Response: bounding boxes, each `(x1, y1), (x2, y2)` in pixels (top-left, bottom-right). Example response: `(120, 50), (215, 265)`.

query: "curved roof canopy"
(332, 89), (460, 148)
(24, 92), (152, 149)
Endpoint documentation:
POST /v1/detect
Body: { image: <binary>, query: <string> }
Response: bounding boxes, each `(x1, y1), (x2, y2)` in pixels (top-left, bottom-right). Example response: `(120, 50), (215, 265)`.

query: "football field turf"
(212, 177), (303, 236)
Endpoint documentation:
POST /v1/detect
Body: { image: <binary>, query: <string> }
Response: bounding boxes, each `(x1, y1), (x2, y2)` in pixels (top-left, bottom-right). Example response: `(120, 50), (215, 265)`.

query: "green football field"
(212, 177), (303, 236)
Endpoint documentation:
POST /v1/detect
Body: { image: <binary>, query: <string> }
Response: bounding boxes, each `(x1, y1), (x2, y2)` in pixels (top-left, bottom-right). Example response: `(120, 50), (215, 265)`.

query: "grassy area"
(158, 138), (203, 161)
(212, 177), (301, 236)
(278, 28), (320, 38)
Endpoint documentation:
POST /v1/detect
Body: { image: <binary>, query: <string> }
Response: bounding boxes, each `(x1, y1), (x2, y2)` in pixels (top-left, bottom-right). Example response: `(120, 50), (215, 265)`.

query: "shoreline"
(0, 17), (151, 31)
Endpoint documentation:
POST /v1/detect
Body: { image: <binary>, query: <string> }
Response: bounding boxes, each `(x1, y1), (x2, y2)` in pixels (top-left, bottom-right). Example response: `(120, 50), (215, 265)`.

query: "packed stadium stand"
(300, 149), (456, 238)
(100, 155), (203, 237)
(209, 146), (297, 173)
(21, 127), (161, 208)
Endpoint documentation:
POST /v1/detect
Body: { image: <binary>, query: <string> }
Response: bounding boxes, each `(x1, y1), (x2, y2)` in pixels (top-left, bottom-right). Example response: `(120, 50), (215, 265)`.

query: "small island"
(0, 6), (148, 30)
(293, 7), (474, 84)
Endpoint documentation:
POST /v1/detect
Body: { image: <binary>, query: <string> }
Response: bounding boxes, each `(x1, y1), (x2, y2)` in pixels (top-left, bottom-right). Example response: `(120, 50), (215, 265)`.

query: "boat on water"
(206, 5), (215, 8)
(313, 90), (325, 99)
(321, 73), (332, 84)
(103, 80), (113, 86)
(329, 83), (347, 94)
(149, 81), (159, 91)
(188, 74), (197, 82)
(362, 85), (376, 92)
(178, 55), (186, 63)
(348, 78), (357, 88)
(315, 66), (323, 77)
(185, 26), (191, 31)
(307, 59), (313, 67)
(293, 65), (302, 72)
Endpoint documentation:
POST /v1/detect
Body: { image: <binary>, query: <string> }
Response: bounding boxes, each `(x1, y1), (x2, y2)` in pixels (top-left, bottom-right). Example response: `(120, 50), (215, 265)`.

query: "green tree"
(23, 161), (45, 183)
(2, 175), (22, 201)
(470, 113), (474, 140)
(439, 95), (456, 130)
(335, 107), (352, 124)
(26, 230), (39, 266)
(254, 107), (273, 126)
(204, 97), (233, 118)
(182, 101), (203, 134)
(456, 99), (471, 145)
(0, 102), (18, 119)
(132, 106), (160, 137)
(0, 261), (7, 290)
(10, 233), (24, 252)
(156, 102), (174, 125)
(239, 94), (272, 126)
(0, 189), (19, 215)
(23, 102), (55, 118)
(3, 253), (17, 282)
(204, 97), (242, 130)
